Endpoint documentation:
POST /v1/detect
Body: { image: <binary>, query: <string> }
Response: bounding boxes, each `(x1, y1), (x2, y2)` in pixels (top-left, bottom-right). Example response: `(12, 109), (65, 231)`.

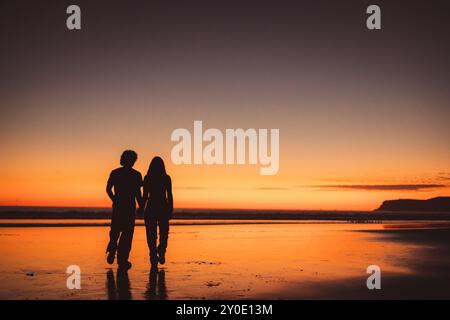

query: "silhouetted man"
(106, 150), (143, 270)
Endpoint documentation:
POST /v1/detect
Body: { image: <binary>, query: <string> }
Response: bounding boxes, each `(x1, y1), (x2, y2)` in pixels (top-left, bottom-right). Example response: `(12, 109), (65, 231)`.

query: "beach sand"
(1, 221), (450, 299)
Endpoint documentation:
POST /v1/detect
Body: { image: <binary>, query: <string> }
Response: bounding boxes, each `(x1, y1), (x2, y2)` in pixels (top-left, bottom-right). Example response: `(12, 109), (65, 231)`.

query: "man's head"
(120, 150), (138, 168)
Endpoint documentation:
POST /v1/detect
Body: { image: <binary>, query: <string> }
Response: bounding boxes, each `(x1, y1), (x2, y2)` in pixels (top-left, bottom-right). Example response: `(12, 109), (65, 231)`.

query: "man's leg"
(117, 223), (134, 267)
(145, 215), (158, 265)
(106, 219), (120, 264)
(157, 218), (170, 264)
(106, 229), (120, 254)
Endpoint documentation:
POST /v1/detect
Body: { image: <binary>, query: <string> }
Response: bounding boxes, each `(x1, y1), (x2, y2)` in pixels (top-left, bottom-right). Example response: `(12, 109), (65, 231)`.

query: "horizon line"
(0, 204), (377, 213)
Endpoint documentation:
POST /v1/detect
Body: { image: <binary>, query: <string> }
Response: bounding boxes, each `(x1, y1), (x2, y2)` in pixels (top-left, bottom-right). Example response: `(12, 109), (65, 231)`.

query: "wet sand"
(1, 221), (450, 299)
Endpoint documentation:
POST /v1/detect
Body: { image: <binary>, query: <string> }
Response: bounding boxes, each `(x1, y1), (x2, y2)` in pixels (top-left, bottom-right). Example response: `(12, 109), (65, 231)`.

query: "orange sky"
(0, 92), (448, 211)
(0, 127), (449, 210)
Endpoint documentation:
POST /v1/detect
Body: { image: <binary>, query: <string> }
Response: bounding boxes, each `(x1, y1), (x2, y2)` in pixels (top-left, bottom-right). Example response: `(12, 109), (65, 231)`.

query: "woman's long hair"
(147, 156), (167, 182)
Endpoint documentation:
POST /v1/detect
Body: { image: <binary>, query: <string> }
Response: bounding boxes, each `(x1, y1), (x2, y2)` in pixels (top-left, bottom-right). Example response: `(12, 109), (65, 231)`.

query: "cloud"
(256, 187), (290, 190)
(436, 173), (450, 182)
(311, 184), (447, 191)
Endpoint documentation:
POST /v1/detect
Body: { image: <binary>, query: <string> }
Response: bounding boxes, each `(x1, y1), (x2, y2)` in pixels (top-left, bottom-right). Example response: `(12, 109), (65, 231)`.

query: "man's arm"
(106, 173), (115, 203)
(136, 173), (144, 211)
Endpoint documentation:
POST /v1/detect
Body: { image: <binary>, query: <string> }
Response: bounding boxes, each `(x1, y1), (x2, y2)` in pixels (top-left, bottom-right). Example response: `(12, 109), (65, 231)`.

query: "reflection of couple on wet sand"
(105, 150), (173, 270)
(106, 268), (167, 300)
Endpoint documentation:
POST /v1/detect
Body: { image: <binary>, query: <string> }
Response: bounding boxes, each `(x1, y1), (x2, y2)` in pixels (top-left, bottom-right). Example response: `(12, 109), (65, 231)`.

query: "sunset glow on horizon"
(0, 148), (448, 210)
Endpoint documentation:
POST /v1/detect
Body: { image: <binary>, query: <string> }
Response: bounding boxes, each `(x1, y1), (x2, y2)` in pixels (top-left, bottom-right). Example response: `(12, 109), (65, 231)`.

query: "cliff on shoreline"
(376, 197), (450, 212)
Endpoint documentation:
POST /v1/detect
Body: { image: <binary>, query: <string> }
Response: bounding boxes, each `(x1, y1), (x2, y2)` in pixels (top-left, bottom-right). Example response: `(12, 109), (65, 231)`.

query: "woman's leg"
(144, 214), (158, 264)
(157, 217), (170, 262)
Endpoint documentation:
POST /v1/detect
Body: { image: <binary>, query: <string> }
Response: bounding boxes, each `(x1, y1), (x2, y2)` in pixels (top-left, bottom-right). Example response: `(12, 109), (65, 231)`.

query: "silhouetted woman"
(142, 156), (173, 266)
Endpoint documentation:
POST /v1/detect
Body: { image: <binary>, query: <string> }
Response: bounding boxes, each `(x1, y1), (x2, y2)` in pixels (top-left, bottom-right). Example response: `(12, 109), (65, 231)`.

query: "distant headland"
(376, 197), (450, 212)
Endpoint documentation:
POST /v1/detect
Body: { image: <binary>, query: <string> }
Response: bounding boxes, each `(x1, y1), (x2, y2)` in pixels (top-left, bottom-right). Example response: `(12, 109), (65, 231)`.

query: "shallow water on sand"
(0, 221), (448, 299)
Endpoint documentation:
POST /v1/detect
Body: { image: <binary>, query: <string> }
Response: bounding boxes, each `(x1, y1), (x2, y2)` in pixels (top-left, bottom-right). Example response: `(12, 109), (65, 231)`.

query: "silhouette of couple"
(105, 150), (173, 270)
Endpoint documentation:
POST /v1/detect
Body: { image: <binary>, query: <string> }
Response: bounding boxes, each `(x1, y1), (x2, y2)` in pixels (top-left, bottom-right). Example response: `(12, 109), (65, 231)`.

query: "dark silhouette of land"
(2, 197), (450, 225)
(2, 206), (450, 225)
(376, 196), (450, 212)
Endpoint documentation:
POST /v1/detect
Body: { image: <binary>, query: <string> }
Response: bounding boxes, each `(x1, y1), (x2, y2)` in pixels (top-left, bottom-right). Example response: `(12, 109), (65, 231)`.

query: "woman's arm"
(141, 176), (149, 210)
(136, 172), (144, 213)
(166, 176), (174, 218)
